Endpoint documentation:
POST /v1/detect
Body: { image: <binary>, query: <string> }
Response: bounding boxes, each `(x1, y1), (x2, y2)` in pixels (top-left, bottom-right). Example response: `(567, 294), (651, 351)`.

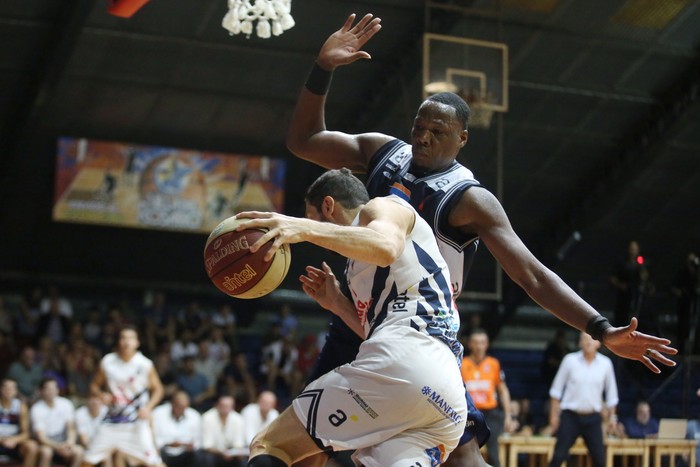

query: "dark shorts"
(308, 315), (491, 448)
(0, 445), (22, 461)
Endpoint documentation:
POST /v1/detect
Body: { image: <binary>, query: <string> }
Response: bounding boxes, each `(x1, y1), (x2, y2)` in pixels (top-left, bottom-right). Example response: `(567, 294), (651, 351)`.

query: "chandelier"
(222, 0), (295, 39)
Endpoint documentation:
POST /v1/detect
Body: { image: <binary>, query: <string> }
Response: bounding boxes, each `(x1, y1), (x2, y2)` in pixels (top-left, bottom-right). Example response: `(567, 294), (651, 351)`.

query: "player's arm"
(144, 366), (164, 414)
(286, 13), (391, 171)
(89, 365), (113, 406)
(497, 379), (514, 432)
(301, 262), (364, 338)
(2, 403), (30, 447)
(449, 187), (676, 371)
(238, 197), (413, 267)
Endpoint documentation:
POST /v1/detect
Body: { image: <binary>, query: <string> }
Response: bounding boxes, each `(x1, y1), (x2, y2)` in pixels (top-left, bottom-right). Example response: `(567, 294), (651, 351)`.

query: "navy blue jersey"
(366, 139), (481, 297)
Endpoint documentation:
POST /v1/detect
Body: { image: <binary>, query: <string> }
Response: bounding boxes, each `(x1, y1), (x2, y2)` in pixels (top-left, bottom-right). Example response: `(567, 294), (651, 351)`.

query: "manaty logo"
(421, 386), (463, 425)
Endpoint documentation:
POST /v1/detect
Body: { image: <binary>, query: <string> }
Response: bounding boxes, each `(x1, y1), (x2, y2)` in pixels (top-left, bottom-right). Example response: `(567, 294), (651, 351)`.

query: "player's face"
(118, 329), (140, 354)
(410, 101), (468, 174)
(468, 332), (489, 358)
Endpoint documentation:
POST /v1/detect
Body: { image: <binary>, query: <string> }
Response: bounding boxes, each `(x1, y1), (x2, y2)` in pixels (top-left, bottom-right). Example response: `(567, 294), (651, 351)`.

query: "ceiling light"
(222, 0), (295, 39)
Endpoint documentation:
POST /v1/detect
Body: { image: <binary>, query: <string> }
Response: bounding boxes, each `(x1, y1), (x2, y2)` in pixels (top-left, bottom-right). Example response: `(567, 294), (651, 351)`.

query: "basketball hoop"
(469, 101), (495, 130)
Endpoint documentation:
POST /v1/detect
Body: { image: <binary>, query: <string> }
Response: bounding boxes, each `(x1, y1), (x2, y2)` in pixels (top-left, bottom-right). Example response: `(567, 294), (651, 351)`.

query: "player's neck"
(118, 350), (138, 361)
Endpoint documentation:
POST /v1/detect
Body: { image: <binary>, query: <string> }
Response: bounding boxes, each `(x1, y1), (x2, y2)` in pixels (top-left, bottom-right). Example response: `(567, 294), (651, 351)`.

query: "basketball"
(204, 216), (291, 299)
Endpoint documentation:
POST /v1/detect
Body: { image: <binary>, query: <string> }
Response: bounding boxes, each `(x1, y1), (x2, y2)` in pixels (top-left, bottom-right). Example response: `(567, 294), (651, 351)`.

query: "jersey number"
(328, 410), (347, 427)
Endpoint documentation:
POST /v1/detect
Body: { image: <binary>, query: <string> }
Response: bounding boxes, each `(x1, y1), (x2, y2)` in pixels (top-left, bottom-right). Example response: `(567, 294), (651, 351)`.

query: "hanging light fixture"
(222, 0), (295, 39)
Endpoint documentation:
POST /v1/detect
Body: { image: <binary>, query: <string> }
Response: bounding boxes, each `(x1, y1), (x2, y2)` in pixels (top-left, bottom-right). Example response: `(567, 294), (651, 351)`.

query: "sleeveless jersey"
(0, 398), (21, 437)
(345, 196), (463, 362)
(101, 351), (153, 423)
(366, 139), (482, 297)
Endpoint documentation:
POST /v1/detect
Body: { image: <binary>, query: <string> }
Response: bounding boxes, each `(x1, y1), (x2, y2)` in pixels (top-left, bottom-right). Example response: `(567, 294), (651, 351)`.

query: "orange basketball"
(204, 216), (291, 299)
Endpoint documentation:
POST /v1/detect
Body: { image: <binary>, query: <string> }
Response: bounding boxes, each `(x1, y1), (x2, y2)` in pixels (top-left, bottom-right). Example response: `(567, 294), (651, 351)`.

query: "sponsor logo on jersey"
(422, 386), (463, 425)
(389, 182), (410, 201)
(347, 388), (378, 419)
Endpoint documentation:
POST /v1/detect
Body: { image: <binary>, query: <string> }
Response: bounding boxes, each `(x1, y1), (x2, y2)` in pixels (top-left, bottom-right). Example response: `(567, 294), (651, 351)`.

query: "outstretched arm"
(451, 187), (677, 373)
(286, 13), (391, 171)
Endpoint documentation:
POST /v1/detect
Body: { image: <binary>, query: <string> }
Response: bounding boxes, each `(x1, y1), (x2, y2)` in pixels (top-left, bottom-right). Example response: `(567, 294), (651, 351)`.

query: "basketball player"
(82, 325), (165, 467)
(285, 13), (678, 467)
(237, 168), (468, 466)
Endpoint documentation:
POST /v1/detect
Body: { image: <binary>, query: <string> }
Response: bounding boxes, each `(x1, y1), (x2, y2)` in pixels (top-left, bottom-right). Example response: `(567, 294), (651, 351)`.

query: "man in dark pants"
(547, 332), (619, 467)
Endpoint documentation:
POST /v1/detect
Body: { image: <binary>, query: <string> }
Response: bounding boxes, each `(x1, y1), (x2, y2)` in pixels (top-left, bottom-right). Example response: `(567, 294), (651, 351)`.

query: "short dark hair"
(305, 168), (370, 213)
(119, 324), (140, 339)
(39, 377), (57, 389)
(426, 92), (471, 130)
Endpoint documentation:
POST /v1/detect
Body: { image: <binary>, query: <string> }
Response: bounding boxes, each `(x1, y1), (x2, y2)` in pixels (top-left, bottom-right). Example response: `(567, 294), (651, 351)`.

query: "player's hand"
(300, 262), (343, 312)
(137, 406), (152, 419)
(100, 391), (114, 406)
(236, 211), (310, 261)
(316, 13), (382, 71)
(602, 317), (677, 373)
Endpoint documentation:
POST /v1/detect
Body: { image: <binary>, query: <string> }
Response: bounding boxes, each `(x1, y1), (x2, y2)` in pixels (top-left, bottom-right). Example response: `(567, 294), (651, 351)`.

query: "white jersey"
(346, 196), (462, 361)
(101, 351), (153, 423)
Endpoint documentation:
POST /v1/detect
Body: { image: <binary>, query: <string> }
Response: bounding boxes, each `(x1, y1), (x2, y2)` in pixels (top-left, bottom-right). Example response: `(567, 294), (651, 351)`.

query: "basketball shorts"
(292, 325), (467, 467)
(310, 315), (490, 448)
(84, 419), (161, 466)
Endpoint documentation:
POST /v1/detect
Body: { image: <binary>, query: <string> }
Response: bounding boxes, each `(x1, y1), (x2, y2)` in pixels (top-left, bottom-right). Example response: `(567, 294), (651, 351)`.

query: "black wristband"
(586, 315), (612, 342)
(305, 62), (333, 95)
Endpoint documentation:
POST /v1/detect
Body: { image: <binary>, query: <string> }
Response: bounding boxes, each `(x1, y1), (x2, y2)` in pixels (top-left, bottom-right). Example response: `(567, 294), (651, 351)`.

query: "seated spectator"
(36, 337), (68, 394)
(207, 326), (232, 365)
(0, 332), (16, 376)
(39, 285), (73, 318)
(6, 346), (43, 400)
(30, 377), (84, 467)
(621, 400), (659, 439)
(170, 330), (198, 366)
(154, 350), (179, 400)
(240, 391), (278, 447)
(194, 341), (222, 388)
(152, 391), (204, 467)
(0, 378), (40, 467)
(211, 305), (236, 335)
(36, 300), (71, 344)
(201, 395), (246, 467)
(0, 296), (14, 337)
(142, 291), (176, 354)
(75, 395), (107, 448)
(64, 336), (99, 399)
(81, 307), (104, 348)
(176, 357), (215, 411)
(686, 391), (700, 463)
(176, 301), (209, 340)
(218, 352), (257, 409)
(14, 297), (40, 348)
(508, 399), (534, 436)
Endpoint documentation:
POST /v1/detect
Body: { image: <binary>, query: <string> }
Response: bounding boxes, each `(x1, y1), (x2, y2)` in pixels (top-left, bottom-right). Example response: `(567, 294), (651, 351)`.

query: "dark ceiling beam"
(546, 52), (700, 259)
(0, 0), (94, 172)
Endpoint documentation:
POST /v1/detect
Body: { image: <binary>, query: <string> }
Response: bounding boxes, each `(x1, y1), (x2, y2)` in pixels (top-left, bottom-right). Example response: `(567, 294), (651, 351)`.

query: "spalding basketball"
(204, 216), (291, 299)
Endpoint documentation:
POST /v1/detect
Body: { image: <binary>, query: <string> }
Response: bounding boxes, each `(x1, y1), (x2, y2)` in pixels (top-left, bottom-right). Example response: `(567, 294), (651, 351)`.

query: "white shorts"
(84, 419), (162, 466)
(292, 325), (467, 467)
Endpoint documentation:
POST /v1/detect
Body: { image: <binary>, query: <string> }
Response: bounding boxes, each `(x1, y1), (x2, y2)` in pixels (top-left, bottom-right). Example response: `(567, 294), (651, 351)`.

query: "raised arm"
(286, 13), (392, 171)
(450, 186), (677, 372)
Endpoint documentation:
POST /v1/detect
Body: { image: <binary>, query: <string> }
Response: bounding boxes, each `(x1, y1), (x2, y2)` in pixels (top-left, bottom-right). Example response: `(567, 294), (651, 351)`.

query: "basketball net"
(459, 90), (495, 130)
(222, 0), (295, 39)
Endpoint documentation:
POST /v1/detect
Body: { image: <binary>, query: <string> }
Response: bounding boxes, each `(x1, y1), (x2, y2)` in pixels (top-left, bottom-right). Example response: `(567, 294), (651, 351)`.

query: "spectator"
(14, 297), (40, 348)
(609, 240), (655, 328)
(218, 352), (257, 409)
(547, 332), (619, 467)
(621, 400), (659, 439)
(194, 341), (223, 388)
(240, 391), (278, 447)
(39, 285), (73, 318)
(30, 377), (84, 467)
(0, 378), (40, 467)
(176, 356), (215, 411)
(75, 395), (107, 448)
(170, 329), (198, 366)
(82, 307), (104, 348)
(64, 335), (99, 399)
(207, 326), (232, 366)
(687, 390), (700, 463)
(6, 346), (43, 400)
(296, 334), (320, 386)
(671, 252), (700, 354)
(177, 301), (209, 340)
(541, 329), (572, 387)
(274, 304), (298, 339)
(152, 391), (204, 467)
(201, 395), (246, 467)
(211, 304), (237, 335)
(142, 291), (176, 354)
(260, 335), (301, 399)
(36, 299), (71, 344)
(508, 399), (534, 436)
(461, 328), (514, 467)
(154, 350), (179, 400)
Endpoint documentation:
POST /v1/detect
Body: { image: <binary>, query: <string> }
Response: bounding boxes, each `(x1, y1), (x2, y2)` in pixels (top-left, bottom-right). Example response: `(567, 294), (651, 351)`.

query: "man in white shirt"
(30, 377), (84, 467)
(151, 391), (203, 466)
(240, 391), (278, 447)
(548, 332), (619, 467)
(75, 395), (107, 448)
(201, 395), (246, 467)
